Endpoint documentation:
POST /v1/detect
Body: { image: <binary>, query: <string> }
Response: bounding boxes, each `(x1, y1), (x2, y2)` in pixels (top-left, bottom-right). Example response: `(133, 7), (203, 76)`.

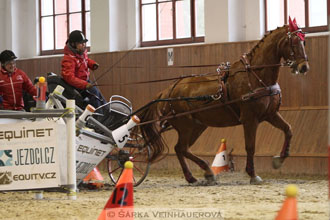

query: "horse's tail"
(138, 94), (168, 163)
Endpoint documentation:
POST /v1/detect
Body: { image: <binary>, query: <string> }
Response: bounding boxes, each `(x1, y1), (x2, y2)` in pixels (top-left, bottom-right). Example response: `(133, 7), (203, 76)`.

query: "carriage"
(44, 73), (151, 187)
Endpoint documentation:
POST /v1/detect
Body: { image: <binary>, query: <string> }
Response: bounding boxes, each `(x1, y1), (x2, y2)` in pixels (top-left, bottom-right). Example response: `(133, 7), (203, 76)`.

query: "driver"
(0, 50), (37, 111)
(61, 30), (106, 109)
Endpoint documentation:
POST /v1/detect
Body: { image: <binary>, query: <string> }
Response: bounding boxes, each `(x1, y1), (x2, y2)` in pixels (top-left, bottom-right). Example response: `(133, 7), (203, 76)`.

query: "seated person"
(61, 30), (106, 109)
(0, 50), (37, 111)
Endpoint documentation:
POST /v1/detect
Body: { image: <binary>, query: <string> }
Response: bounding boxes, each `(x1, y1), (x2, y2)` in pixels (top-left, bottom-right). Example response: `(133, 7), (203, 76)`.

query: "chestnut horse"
(139, 23), (309, 184)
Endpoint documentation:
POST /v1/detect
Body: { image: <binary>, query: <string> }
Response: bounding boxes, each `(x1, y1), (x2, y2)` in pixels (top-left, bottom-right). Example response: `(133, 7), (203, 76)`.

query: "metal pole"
(327, 7), (330, 199)
(34, 77), (47, 200)
(66, 100), (77, 200)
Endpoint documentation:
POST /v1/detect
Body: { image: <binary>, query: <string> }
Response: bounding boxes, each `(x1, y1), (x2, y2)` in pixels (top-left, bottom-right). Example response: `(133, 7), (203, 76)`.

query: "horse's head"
(280, 17), (309, 75)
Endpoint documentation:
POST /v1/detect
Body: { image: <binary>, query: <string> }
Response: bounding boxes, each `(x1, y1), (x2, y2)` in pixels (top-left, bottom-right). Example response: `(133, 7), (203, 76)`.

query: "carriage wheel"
(106, 131), (151, 187)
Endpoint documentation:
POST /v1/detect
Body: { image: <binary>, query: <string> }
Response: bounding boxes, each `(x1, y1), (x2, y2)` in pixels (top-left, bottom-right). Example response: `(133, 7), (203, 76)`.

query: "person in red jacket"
(0, 50), (37, 110)
(61, 30), (105, 109)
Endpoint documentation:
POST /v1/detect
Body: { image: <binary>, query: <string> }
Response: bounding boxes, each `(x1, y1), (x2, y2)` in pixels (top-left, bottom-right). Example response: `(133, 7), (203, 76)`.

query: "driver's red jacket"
(61, 45), (97, 90)
(0, 67), (37, 110)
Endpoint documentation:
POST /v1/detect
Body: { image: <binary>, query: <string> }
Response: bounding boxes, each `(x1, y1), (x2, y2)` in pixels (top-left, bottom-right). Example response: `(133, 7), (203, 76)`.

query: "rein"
(91, 28), (305, 88)
(95, 70), (218, 86)
(94, 62), (289, 87)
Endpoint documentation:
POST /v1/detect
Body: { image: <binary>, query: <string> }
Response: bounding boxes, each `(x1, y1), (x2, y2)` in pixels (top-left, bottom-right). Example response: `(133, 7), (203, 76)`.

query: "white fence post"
(66, 100), (77, 200)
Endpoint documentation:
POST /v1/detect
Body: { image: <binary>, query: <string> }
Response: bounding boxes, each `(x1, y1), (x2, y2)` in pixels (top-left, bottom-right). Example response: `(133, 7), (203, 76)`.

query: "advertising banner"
(75, 133), (114, 183)
(0, 120), (66, 191)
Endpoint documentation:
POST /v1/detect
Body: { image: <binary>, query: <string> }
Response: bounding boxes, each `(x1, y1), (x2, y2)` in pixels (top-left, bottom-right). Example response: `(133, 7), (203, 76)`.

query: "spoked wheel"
(107, 131), (151, 187)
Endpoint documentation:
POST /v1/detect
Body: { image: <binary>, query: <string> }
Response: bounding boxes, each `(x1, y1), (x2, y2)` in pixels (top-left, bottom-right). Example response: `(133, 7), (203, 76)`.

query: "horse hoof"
(272, 156), (285, 169)
(204, 174), (216, 182)
(187, 177), (198, 184)
(250, 176), (263, 185)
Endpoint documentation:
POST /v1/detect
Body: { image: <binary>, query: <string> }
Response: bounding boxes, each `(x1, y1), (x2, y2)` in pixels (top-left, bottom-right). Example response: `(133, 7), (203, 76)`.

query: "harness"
(239, 53), (282, 112)
(136, 55), (283, 127)
(165, 64), (229, 117)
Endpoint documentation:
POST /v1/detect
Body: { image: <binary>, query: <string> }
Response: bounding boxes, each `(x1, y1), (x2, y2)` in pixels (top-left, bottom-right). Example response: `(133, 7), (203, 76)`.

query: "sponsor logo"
(0, 127), (53, 142)
(13, 172), (56, 181)
(0, 150), (13, 167)
(0, 172), (12, 185)
(77, 145), (107, 157)
(14, 147), (55, 166)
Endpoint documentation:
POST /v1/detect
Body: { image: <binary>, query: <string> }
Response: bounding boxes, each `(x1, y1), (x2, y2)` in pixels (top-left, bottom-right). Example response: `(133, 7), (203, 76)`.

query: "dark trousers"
(81, 85), (106, 109)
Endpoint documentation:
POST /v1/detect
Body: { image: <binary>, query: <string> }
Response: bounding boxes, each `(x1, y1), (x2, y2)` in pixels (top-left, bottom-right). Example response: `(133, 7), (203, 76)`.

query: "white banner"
(0, 120), (66, 191)
(75, 133), (114, 183)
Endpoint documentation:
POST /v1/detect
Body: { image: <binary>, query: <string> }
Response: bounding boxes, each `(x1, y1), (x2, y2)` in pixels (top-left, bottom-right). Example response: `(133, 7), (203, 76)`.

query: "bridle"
(239, 28), (309, 90)
(285, 29), (308, 73)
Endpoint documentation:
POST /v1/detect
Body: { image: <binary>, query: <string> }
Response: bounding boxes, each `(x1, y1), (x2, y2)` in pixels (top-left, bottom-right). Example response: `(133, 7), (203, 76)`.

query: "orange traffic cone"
(211, 139), (229, 175)
(275, 184), (298, 220)
(97, 161), (134, 220)
(83, 166), (104, 189)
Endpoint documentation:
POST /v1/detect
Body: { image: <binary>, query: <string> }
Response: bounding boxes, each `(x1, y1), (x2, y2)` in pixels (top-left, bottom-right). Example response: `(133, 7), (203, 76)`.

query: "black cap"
(68, 30), (88, 44)
(0, 50), (17, 64)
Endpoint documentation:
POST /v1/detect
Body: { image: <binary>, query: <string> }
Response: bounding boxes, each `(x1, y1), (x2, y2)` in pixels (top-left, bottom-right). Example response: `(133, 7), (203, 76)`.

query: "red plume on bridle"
(288, 16), (305, 41)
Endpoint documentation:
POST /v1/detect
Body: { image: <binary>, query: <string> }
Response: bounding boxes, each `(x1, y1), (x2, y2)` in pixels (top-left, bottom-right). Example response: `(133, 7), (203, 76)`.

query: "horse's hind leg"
(175, 141), (197, 183)
(182, 150), (216, 183)
(173, 120), (209, 183)
(183, 132), (216, 182)
(266, 112), (292, 169)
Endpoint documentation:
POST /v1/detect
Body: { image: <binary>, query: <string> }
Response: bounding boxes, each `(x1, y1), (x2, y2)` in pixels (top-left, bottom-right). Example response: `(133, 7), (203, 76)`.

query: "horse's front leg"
(243, 119), (263, 185)
(266, 112), (292, 169)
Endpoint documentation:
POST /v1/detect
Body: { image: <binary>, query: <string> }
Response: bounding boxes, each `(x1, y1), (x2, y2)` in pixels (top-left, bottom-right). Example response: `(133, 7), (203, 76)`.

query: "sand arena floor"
(0, 170), (328, 220)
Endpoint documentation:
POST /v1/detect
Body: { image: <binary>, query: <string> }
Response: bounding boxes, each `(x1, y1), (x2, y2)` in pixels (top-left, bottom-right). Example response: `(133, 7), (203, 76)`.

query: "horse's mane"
(249, 25), (288, 56)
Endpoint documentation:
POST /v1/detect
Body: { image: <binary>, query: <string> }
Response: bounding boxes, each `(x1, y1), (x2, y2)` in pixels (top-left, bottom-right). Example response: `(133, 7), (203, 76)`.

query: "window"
(140, 0), (204, 47)
(39, 0), (90, 55)
(265, 0), (329, 32)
